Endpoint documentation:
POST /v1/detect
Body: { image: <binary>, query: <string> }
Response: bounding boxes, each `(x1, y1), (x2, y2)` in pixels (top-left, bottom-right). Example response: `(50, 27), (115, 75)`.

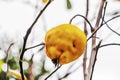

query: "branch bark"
(90, 40), (102, 80)
(87, 0), (106, 80)
(83, 0), (89, 80)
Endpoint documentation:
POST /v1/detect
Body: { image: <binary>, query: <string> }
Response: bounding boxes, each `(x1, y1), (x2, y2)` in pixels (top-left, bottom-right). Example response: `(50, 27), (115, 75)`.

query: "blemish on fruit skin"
(72, 41), (76, 48)
(45, 24), (87, 64)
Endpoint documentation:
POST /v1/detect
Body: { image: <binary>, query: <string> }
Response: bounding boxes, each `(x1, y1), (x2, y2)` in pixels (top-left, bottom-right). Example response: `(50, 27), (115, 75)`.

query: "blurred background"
(0, 0), (120, 80)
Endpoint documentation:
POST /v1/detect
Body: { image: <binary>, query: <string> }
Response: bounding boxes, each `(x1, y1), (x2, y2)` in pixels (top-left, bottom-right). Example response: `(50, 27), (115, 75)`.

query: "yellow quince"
(45, 24), (87, 65)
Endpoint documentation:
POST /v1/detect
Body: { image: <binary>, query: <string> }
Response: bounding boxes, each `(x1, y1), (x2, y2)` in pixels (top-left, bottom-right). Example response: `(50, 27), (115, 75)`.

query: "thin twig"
(87, 1), (107, 41)
(104, 20), (120, 36)
(39, 45), (45, 51)
(5, 43), (14, 79)
(44, 65), (62, 80)
(100, 43), (120, 48)
(59, 73), (70, 80)
(25, 43), (45, 51)
(87, 25), (102, 41)
(28, 55), (34, 80)
(90, 40), (102, 80)
(59, 61), (82, 80)
(102, 15), (120, 26)
(5, 43), (14, 64)
(69, 14), (94, 32)
(19, 0), (53, 80)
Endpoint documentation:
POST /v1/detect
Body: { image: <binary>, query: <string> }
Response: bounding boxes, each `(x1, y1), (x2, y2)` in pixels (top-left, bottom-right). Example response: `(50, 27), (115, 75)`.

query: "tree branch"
(100, 43), (120, 48)
(104, 20), (120, 36)
(87, 0), (106, 80)
(102, 15), (120, 26)
(100, 1), (107, 26)
(90, 40), (102, 80)
(83, 0), (89, 80)
(28, 55), (34, 80)
(44, 65), (62, 80)
(87, 1), (107, 41)
(19, 0), (53, 80)
(25, 43), (45, 51)
(69, 14), (94, 32)
(5, 43), (14, 79)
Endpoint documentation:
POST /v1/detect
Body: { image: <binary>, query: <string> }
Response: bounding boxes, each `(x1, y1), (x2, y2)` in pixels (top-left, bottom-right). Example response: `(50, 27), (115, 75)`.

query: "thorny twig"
(19, 0), (53, 80)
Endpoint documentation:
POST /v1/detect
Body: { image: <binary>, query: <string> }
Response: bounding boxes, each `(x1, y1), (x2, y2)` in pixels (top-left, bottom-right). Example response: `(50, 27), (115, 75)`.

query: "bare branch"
(25, 43), (45, 51)
(84, 0), (89, 34)
(5, 43), (14, 79)
(58, 60), (82, 80)
(69, 14), (94, 32)
(94, 0), (105, 29)
(83, 0), (89, 80)
(100, 43), (120, 48)
(19, 0), (53, 80)
(87, 0), (106, 80)
(5, 43), (14, 63)
(102, 15), (120, 26)
(100, 1), (108, 26)
(90, 40), (102, 80)
(87, 1), (108, 41)
(104, 20), (120, 36)
(28, 55), (34, 80)
(45, 65), (62, 80)
(58, 73), (70, 80)
(87, 25), (102, 41)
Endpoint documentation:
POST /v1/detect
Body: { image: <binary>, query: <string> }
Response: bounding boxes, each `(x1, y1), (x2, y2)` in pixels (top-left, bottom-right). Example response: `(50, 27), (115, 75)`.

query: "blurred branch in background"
(28, 54), (34, 80)
(5, 43), (14, 79)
